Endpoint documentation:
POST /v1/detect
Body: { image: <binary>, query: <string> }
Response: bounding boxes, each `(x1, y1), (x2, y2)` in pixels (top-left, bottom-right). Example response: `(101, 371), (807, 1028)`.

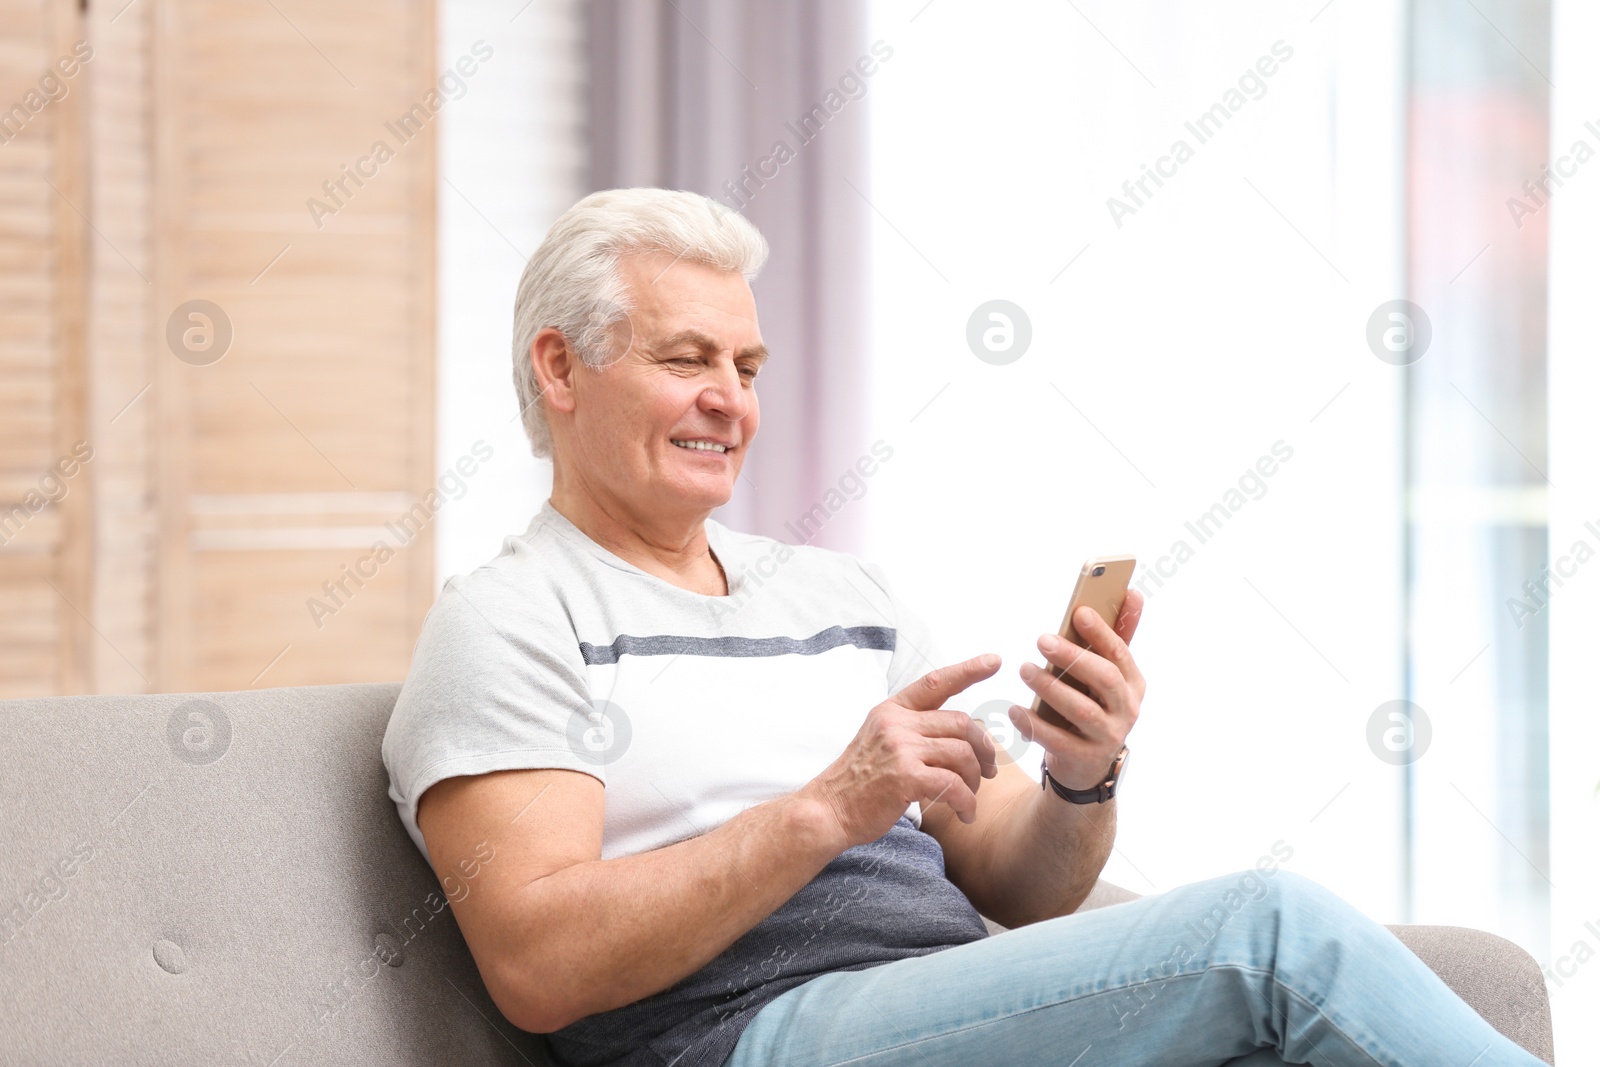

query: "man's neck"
(549, 473), (727, 596)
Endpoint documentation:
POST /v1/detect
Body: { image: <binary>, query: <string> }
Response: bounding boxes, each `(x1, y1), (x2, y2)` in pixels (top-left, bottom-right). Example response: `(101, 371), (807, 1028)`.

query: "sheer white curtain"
(436, 0), (586, 585)
(863, 0), (1410, 915)
(1546, 0), (1600, 1053)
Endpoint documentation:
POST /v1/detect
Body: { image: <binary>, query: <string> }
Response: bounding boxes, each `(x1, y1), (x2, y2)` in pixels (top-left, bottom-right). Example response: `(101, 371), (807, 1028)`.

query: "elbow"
(507, 1007), (564, 1036)
(1059, 882), (1095, 918)
(488, 960), (568, 1034)
(497, 998), (549, 1036)
(498, 992), (563, 1036)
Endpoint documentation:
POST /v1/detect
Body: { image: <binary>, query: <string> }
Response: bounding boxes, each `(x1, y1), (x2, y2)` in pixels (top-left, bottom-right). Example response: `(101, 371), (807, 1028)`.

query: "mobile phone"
(1029, 555), (1137, 734)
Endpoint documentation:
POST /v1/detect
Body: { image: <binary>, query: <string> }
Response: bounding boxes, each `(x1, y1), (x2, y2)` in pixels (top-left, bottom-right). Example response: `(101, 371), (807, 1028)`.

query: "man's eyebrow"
(655, 329), (769, 365)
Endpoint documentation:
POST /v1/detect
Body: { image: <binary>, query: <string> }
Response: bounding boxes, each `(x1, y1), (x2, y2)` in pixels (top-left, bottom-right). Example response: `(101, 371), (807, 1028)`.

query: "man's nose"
(699, 360), (750, 421)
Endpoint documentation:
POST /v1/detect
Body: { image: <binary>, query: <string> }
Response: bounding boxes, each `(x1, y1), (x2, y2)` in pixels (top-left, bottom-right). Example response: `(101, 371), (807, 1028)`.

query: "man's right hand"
(801, 654), (1003, 851)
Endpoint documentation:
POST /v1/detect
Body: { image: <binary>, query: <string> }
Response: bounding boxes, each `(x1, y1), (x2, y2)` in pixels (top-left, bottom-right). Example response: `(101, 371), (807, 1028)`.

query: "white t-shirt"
(381, 500), (942, 869)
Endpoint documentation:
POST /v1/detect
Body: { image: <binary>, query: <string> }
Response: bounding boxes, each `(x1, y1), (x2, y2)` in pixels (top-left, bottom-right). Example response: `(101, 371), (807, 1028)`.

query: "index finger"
(894, 653), (1001, 711)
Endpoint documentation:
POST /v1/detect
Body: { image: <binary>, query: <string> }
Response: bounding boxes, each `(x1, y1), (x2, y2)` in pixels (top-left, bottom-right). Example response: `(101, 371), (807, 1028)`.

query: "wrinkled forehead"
(615, 250), (764, 352)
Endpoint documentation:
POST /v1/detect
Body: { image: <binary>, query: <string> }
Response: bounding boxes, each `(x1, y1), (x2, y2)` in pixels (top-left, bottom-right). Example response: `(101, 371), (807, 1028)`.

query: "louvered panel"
(183, 371), (412, 489)
(0, 0), (433, 696)
(0, 507), (60, 550)
(0, 275), (49, 303)
(0, 207), (49, 238)
(0, 0), (88, 696)
(184, 239), (417, 493)
(192, 548), (416, 689)
(0, 367), (52, 470)
(0, 554), (57, 699)
(0, 104), (52, 487)
(154, 0), (435, 691)
(85, 0), (154, 692)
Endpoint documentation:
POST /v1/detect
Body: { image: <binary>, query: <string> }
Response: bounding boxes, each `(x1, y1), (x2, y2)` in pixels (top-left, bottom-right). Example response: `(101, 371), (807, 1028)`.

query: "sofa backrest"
(0, 682), (555, 1066)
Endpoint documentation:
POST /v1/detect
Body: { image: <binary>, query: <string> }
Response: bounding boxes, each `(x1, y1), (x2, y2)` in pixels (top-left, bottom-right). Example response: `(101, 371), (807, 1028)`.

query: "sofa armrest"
(982, 879), (1554, 1064)
(1384, 923), (1554, 1065)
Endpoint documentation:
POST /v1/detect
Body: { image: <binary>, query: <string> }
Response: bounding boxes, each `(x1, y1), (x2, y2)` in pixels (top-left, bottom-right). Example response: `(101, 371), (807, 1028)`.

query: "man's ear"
(530, 327), (577, 416)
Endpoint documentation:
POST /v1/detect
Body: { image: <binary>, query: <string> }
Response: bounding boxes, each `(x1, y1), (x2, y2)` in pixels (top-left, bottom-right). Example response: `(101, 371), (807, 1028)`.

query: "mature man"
(382, 188), (1543, 1067)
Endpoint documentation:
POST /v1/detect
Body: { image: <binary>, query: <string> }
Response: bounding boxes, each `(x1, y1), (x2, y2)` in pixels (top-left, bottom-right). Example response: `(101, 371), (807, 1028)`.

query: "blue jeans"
(723, 869), (1546, 1066)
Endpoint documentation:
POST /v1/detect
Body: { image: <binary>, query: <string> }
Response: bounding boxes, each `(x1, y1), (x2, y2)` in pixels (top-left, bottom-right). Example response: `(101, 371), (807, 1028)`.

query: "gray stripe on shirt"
(579, 624), (897, 665)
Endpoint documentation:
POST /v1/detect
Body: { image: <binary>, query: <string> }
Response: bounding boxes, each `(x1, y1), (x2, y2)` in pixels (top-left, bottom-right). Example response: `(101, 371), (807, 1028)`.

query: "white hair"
(509, 188), (769, 458)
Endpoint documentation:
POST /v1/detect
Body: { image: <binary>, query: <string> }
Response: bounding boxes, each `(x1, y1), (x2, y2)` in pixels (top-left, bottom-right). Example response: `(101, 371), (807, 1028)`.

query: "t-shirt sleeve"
(381, 575), (597, 868)
(855, 559), (946, 699)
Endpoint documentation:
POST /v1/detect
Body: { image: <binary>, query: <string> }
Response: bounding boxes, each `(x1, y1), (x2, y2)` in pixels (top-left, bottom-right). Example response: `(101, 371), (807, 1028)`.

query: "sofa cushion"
(0, 682), (553, 1066)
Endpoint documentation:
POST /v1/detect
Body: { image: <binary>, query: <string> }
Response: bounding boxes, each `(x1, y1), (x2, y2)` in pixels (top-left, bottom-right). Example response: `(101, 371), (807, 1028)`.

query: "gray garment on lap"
(544, 815), (991, 1067)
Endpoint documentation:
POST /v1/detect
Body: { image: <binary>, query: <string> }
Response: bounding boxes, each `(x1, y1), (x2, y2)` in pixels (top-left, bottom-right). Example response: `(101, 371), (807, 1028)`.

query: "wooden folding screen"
(0, 0), (437, 696)
(0, 0), (89, 698)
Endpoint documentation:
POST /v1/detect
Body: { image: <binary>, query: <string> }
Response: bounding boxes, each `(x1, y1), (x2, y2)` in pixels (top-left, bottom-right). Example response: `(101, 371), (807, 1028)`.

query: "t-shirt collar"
(530, 499), (738, 600)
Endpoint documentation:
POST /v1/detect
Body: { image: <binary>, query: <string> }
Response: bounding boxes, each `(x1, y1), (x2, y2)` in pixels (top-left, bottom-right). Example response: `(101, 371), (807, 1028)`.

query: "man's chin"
(662, 475), (737, 514)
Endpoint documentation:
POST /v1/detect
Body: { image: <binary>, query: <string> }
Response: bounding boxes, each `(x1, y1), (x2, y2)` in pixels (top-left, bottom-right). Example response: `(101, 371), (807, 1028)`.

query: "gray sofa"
(0, 682), (1555, 1065)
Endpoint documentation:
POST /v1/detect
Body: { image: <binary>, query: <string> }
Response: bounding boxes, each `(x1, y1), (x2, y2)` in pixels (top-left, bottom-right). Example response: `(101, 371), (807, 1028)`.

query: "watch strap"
(1041, 745), (1127, 804)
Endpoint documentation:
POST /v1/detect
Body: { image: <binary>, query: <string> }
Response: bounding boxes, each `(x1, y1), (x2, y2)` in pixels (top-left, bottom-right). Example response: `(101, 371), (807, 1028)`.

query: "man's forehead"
(615, 251), (763, 357)
(618, 248), (725, 290)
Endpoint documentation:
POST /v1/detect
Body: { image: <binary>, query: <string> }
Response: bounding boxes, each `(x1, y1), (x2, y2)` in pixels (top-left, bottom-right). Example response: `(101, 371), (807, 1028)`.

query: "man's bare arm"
(923, 751), (1115, 928)
(420, 768), (845, 1034)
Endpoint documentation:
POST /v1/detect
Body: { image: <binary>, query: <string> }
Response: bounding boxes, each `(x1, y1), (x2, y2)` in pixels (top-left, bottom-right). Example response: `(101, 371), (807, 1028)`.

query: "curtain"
(587, 0), (875, 550)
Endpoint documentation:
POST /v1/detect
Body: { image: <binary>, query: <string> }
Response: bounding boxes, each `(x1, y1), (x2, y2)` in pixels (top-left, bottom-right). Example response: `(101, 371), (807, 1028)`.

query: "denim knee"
(1231, 868), (1382, 969)
(1159, 868), (1348, 960)
(1173, 866), (1314, 911)
(1218, 868), (1352, 929)
(1256, 869), (1358, 921)
(1259, 868), (1325, 904)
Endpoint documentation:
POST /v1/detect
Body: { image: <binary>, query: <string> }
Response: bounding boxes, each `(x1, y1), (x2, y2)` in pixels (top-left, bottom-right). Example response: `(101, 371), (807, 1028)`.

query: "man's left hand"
(1012, 588), (1146, 792)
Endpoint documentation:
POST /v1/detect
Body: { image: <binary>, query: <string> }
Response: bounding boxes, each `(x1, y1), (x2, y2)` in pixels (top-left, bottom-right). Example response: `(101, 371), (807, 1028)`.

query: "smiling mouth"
(671, 439), (731, 454)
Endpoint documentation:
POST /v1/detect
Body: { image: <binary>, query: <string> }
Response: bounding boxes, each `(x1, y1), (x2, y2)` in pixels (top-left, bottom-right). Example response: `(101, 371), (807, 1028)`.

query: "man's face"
(563, 250), (766, 519)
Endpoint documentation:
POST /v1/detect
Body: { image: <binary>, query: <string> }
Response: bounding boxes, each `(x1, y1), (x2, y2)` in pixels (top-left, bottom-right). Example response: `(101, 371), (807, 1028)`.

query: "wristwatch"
(1041, 745), (1129, 804)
